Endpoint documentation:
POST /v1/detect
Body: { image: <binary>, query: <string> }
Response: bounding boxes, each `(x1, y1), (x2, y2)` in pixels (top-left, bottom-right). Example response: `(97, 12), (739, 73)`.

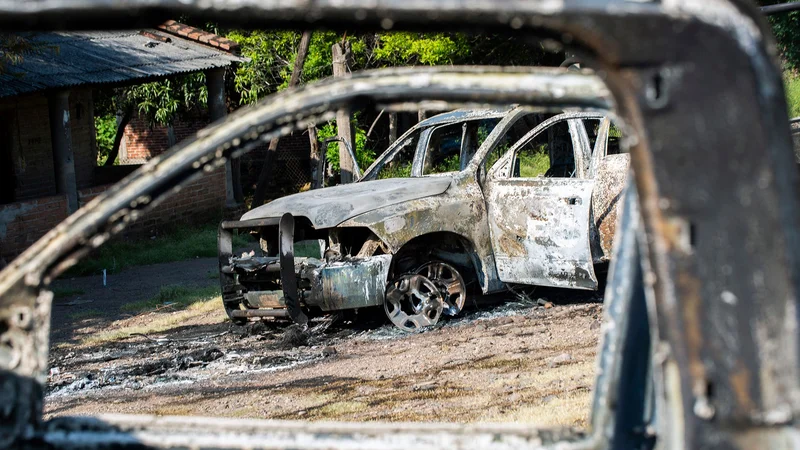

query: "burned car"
(219, 106), (629, 330)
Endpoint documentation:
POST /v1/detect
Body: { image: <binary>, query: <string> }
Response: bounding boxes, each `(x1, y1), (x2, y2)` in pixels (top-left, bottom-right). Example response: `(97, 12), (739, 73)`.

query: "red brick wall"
(0, 89), (96, 202)
(122, 115), (208, 163)
(122, 114), (312, 192)
(0, 166), (228, 261)
(0, 194), (69, 261)
(78, 165), (228, 236)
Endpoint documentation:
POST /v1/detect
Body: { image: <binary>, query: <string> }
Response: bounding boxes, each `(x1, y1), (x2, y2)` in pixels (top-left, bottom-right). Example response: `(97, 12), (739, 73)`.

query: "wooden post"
(332, 41), (355, 184)
(308, 125), (324, 189)
(388, 113), (398, 145)
(47, 90), (79, 213)
(207, 68), (239, 206)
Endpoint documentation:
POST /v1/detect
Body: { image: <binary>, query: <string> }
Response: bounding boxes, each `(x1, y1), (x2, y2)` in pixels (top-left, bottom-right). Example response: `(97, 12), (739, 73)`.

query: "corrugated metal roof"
(0, 30), (245, 98)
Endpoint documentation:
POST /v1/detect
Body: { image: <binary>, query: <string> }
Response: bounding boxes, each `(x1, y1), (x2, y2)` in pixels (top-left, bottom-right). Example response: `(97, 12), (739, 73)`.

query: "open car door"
(483, 113), (598, 290)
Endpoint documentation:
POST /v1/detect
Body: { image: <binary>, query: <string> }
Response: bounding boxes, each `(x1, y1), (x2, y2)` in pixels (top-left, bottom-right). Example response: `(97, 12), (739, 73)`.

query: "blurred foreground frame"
(0, 0), (799, 449)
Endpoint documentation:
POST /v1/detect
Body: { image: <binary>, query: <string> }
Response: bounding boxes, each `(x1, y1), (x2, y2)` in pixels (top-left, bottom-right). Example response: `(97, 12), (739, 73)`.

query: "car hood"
(241, 177), (453, 228)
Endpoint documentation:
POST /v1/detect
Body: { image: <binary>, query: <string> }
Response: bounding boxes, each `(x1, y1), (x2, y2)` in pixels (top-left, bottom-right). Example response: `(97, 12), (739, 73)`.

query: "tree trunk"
(104, 104), (132, 167)
(418, 110), (428, 123)
(388, 113), (398, 145)
(332, 41), (355, 184)
(308, 125), (324, 189)
(251, 31), (313, 208)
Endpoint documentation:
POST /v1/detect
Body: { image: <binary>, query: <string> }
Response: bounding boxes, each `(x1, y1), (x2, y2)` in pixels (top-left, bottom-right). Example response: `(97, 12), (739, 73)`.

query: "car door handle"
(565, 197), (582, 205)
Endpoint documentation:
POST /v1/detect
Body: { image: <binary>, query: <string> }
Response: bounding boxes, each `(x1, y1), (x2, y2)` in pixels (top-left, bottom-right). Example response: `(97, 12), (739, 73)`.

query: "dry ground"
(46, 258), (603, 429)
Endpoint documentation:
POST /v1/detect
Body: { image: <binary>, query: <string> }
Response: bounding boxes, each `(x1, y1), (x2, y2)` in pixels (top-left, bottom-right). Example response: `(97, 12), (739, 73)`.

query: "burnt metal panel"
(241, 177), (453, 228)
(485, 178), (598, 290)
(592, 154), (630, 261)
(304, 255), (392, 311)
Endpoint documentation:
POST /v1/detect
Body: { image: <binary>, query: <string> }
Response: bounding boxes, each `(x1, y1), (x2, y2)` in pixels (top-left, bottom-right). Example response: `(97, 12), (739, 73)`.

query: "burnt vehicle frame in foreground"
(220, 104), (629, 331)
(0, 1), (798, 449)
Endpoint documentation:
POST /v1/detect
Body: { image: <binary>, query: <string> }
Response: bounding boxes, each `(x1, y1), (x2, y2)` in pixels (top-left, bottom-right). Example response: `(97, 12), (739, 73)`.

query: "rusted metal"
(303, 255), (392, 311)
(229, 309), (289, 319)
(592, 154), (629, 261)
(0, 1), (797, 449)
(279, 213), (307, 326)
(220, 218), (281, 230)
(242, 291), (285, 309)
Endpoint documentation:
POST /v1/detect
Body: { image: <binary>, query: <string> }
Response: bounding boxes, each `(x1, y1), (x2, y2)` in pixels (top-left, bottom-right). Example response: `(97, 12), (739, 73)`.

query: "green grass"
(68, 308), (102, 321)
(786, 72), (800, 118)
(83, 295), (226, 346)
(121, 284), (220, 313)
(519, 150), (551, 178)
(52, 287), (86, 299)
(66, 223), (251, 277)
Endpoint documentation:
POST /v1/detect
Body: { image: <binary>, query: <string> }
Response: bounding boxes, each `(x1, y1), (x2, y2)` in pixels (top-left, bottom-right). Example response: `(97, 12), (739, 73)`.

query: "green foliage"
(785, 71), (800, 117)
(758, 1), (800, 70)
(226, 31), (366, 105)
(519, 147), (550, 178)
(432, 155), (461, 173)
(127, 72), (208, 125)
(377, 162), (413, 179)
(374, 33), (470, 65)
(317, 118), (376, 176)
(95, 115), (117, 165)
(66, 223), (251, 276)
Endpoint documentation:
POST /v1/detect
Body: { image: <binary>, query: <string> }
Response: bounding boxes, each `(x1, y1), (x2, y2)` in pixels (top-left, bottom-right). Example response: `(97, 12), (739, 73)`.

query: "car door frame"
(482, 112), (605, 290)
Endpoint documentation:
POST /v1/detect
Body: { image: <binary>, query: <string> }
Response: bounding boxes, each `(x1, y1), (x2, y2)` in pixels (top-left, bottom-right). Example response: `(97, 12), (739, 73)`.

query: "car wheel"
(415, 261), (467, 316)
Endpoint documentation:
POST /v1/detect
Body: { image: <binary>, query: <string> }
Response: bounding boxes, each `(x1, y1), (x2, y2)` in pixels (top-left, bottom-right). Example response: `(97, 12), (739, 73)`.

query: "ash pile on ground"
(46, 289), (603, 427)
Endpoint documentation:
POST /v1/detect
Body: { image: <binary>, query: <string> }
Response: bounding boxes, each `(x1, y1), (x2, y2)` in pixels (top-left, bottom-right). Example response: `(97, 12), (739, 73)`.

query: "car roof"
(417, 106), (515, 128)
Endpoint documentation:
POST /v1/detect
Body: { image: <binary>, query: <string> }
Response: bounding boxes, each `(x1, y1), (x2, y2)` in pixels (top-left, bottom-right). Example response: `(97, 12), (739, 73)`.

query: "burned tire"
(415, 261), (467, 316)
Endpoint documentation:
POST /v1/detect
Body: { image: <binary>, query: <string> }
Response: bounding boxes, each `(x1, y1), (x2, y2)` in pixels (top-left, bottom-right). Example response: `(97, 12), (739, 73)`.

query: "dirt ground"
(47, 258), (604, 429)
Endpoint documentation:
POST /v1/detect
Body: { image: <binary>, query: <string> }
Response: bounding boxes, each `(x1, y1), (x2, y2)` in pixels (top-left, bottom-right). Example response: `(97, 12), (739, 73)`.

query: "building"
(0, 23), (245, 262)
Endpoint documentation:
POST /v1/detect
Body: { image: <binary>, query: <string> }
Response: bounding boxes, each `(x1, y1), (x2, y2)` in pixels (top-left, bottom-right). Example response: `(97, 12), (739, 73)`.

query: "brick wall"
(78, 166), (228, 236)
(0, 89), (96, 202)
(0, 165), (228, 261)
(122, 113), (312, 192)
(122, 115), (208, 163)
(0, 194), (69, 261)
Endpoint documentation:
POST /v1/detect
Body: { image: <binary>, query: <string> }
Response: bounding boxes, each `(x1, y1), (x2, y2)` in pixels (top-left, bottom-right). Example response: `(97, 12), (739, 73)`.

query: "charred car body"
(220, 105), (629, 330)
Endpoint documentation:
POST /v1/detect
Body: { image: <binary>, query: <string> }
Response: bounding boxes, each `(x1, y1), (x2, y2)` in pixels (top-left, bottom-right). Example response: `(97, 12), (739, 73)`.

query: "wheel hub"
(416, 262), (467, 316)
(384, 274), (443, 331)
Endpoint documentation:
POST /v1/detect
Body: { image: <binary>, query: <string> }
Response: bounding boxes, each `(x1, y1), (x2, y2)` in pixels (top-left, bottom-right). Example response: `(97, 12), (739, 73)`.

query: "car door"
(590, 118), (631, 261)
(483, 114), (598, 290)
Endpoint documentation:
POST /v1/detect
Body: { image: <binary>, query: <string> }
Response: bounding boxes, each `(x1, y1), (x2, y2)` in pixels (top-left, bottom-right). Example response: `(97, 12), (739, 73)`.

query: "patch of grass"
(52, 287), (86, 299)
(121, 285), (220, 313)
(66, 223), (251, 277)
(787, 72), (800, 118)
(519, 149), (551, 178)
(68, 308), (102, 321)
(83, 295), (225, 346)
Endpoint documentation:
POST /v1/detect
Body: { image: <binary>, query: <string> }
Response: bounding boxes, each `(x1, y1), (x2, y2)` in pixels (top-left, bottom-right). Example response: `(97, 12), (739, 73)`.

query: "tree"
(251, 31), (313, 208)
(758, 0), (800, 70)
